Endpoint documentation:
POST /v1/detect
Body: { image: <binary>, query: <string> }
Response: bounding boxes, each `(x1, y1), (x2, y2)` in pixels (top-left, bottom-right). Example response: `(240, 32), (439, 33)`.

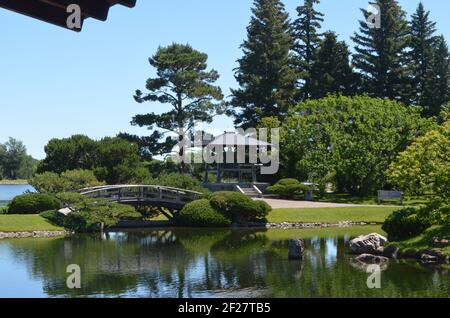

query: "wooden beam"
(39, 0), (111, 21)
(0, 0), (84, 31)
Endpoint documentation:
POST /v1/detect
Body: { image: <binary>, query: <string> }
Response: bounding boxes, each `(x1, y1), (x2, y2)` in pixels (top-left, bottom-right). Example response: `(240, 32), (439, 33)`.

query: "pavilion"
(0, 0), (136, 31)
(201, 131), (272, 196)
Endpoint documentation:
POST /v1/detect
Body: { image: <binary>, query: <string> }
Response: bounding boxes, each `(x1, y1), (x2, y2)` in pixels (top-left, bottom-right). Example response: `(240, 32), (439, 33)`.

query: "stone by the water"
(288, 239), (305, 260)
(349, 233), (388, 255)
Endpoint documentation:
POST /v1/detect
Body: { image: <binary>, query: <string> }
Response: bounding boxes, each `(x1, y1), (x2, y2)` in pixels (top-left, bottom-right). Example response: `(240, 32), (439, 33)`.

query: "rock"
(430, 237), (450, 248)
(421, 253), (438, 263)
(349, 233), (388, 255)
(355, 253), (389, 264)
(420, 249), (447, 263)
(288, 239), (305, 260)
(383, 245), (399, 259)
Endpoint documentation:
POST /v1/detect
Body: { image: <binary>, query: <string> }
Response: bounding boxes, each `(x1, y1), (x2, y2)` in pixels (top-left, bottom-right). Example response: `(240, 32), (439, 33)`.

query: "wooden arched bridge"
(76, 185), (203, 212)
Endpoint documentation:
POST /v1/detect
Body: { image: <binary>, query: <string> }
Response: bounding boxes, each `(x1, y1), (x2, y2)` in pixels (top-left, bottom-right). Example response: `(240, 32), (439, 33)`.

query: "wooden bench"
(377, 190), (403, 205)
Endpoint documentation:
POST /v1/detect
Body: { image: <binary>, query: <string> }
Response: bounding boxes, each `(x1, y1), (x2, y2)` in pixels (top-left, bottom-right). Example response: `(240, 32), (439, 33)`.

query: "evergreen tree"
(352, 0), (410, 101)
(428, 35), (450, 116)
(293, 0), (324, 99)
(408, 3), (437, 110)
(310, 32), (358, 99)
(125, 44), (223, 171)
(231, 0), (297, 129)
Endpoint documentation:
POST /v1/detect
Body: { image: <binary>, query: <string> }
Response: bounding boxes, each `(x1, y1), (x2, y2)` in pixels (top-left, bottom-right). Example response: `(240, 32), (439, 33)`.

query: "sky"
(1, 0), (449, 159)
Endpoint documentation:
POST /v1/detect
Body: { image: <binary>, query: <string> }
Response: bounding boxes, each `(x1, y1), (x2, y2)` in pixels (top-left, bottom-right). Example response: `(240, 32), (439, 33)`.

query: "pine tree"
(231, 0), (297, 129)
(293, 0), (324, 99)
(408, 2), (437, 109)
(309, 32), (358, 99)
(352, 0), (410, 101)
(428, 35), (450, 116)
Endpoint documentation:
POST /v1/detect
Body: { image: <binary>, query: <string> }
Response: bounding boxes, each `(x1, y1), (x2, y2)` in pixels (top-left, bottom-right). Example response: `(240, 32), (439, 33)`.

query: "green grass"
(0, 215), (64, 232)
(265, 225), (386, 241)
(317, 193), (431, 206)
(389, 226), (450, 257)
(267, 206), (400, 223)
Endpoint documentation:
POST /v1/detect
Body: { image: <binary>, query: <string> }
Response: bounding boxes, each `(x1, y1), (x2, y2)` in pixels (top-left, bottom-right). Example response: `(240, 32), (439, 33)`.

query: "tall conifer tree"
(310, 32), (358, 99)
(408, 3), (437, 109)
(352, 0), (410, 101)
(293, 0), (324, 99)
(429, 35), (450, 116)
(231, 0), (297, 129)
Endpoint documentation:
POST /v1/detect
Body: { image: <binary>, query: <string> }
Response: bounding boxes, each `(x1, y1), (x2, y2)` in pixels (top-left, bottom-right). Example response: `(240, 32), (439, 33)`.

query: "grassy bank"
(267, 206), (399, 223)
(0, 215), (64, 232)
(389, 226), (450, 257)
(150, 206), (399, 224)
(317, 193), (430, 206)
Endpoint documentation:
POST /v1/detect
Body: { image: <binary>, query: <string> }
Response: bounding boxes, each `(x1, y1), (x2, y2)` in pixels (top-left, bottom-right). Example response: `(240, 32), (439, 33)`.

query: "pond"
(0, 226), (448, 298)
(0, 184), (35, 204)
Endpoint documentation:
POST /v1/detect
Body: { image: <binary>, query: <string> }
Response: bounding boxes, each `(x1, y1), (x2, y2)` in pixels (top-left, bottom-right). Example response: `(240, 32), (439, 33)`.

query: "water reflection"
(0, 227), (448, 298)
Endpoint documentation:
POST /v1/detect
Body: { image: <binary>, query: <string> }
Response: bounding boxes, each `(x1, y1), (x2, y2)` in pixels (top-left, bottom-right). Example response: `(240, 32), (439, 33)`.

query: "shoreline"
(0, 230), (69, 240)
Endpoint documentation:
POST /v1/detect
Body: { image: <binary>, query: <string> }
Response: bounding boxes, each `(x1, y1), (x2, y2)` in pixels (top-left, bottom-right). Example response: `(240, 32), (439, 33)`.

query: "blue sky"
(1, 0), (449, 159)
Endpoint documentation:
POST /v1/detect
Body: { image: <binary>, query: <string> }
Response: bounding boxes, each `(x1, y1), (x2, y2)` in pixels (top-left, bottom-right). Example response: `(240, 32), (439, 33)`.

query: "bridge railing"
(77, 185), (203, 206)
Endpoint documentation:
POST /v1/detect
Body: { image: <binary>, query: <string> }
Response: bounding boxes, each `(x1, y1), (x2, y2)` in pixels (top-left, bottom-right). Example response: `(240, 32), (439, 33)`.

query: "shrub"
(266, 179), (309, 199)
(29, 169), (104, 194)
(147, 173), (209, 194)
(174, 199), (231, 227)
(382, 207), (430, 240)
(0, 206), (8, 214)
(41, 199), (141, 232)
(8, 193), (61, 214)
(210, 191), (271, 222)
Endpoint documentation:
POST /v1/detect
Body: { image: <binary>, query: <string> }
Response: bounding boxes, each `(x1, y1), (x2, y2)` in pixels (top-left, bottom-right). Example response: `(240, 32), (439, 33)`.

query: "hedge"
(174, 199), (231, 227)
(8, 193), (61, 214)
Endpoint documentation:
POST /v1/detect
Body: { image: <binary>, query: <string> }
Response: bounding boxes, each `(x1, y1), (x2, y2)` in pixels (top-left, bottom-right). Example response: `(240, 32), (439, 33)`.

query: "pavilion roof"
(0, 0), (136, 31)
(202, 132), (272, 147)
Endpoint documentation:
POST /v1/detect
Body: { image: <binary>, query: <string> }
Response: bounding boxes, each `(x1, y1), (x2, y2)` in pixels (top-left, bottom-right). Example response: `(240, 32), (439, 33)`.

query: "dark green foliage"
(29, 169), (104, 193)
(8, 193), (61, 215)
(210, 191), (271, 222)
(41, 198), (141, 233)
(146, 173), (208, 194)
(408, 3), (438, 112)
(352, 0), (410, 102)
(282, 96), (433, 195)
(0, 137), (38, 180)
(174, 199), (231, 227)
(231, 0), (297, 128)
(131, 43), (224, 166)
(310, 32), (359, 99)
(37, 135), (149, 184)
(266, 178), (309, 199)
(428, 36), (450, 116)
(293, 0), (324, 99)
(383, 198), (450, 240)
(382, 207), (430, 240)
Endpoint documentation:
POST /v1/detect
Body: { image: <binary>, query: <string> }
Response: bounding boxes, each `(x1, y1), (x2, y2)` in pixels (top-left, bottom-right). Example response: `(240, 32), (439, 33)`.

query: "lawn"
(317, 193), (431, 206)
(0, 215), (64, 232)
(267, 206), (400, 223)
(389, 226), (450, 257)
(0, 179), (29, 185)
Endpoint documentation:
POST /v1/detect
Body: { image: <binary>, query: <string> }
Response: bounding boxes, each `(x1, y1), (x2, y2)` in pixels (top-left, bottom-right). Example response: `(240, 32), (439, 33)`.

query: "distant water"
(0, 184), (36, 202)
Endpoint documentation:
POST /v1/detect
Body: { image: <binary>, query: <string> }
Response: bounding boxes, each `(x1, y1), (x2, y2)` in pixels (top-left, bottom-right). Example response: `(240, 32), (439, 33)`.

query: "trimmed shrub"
(266, 178), (309, 199)
(29, 169), (105, 194)
(174, 199), (231, 227)
(8, 193), (61, 214)
(0, 206), (8, 214)
(210, 191), (271, 222)
(41, 199), (141, 232)
(382, 207), (430, 240)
